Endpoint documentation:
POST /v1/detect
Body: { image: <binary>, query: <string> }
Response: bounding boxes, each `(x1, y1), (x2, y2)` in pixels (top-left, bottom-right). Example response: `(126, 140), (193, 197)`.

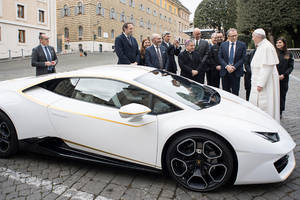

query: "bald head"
(193, 28), (201, 40)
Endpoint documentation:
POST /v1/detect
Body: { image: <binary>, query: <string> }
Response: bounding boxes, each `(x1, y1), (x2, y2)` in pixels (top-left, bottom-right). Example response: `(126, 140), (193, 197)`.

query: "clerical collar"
(257, 39), (266, 47)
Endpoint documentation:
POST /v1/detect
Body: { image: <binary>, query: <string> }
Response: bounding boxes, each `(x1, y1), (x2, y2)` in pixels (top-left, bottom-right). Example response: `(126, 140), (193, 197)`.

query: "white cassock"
(249, 39), (280, 122)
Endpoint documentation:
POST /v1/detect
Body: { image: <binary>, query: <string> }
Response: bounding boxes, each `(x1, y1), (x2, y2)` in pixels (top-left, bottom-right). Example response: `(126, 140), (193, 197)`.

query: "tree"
(194, 0), (237, 33)
(237, 0), (300, 47)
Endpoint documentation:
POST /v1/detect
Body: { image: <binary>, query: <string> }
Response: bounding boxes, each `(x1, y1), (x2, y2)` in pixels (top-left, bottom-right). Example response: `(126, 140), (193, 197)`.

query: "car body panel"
(0, 65), (296, 186)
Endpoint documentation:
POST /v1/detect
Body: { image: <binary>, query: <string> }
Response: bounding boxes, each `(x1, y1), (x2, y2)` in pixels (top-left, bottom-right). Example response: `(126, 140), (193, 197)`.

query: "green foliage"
(194, 0), (237, 32)
(237, 0), (300, 47)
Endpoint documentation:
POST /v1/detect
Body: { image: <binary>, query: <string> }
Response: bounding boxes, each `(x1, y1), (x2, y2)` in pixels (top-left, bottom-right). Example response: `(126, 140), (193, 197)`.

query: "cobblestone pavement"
(0, 53), (299, 200)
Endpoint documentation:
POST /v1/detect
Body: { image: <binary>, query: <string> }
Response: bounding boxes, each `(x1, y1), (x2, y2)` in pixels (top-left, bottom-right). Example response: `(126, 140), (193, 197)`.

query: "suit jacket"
(114, 34), (140, 64)
(209, 43), (221, 70)
(161, 41), (181, 73)
(194, 39), (209, 71)
(218, 40), (246, 77)
(178, 50), (204, 79)
(145, 45), (168, 69)
(31, 45), (58, 76)
(276, 51), (294, 81)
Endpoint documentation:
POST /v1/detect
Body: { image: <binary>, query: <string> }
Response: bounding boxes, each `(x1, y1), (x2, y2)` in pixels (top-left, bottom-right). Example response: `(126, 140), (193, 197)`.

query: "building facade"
(0, 0), (56, 59)
(57, 0), (190, 53)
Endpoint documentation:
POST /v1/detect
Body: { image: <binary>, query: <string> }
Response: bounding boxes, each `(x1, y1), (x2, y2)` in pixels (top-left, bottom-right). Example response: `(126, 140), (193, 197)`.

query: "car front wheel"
(165, 131), (234, 192)
(0, 111), (18, 158)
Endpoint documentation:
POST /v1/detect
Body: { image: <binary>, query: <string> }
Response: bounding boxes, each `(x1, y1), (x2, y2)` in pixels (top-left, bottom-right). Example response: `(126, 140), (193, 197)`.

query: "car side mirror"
(119, 103), (151, 119)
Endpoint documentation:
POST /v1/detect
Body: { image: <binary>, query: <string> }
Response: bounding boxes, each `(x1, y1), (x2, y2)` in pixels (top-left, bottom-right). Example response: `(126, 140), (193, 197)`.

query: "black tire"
(165, 131), (234, 192)
(0, 111), (18, 158)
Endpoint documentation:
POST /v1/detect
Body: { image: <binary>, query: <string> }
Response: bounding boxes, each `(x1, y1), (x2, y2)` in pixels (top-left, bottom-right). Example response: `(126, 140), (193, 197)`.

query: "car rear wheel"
(165, 131), (234, 192)
(0, 111), (18, 158)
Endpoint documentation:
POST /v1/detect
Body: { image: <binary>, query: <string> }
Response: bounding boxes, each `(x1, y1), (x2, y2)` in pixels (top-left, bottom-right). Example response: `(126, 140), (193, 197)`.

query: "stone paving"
(0, 53), (299, 200)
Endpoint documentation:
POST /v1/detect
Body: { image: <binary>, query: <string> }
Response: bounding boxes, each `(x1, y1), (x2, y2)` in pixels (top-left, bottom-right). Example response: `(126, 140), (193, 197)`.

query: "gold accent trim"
(63, 139), (158, 168)
(49, 105), (153, 127)
(119, 111), (151, 115)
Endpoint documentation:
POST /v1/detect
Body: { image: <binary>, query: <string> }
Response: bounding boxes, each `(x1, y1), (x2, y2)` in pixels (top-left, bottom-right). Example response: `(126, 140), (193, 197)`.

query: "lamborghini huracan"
(0, 65), (295, 191)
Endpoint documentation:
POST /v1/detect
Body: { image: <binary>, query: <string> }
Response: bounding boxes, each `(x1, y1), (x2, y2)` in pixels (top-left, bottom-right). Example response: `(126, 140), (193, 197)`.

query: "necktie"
(127, 36), (132, 46)
(156, 46), (163, 69)
(196, 40), (199, 48)
(229, 42), (234, 65)
(44, 46), (51, 61)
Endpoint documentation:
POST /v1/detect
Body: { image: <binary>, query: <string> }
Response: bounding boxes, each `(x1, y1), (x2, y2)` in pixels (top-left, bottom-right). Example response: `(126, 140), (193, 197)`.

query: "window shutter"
(132, 1), (135, 7)
(101, 8), (105, 16)
(75, 6), (78, 15)
(67, 8), (70, 16)
(82, 5), (85, 15)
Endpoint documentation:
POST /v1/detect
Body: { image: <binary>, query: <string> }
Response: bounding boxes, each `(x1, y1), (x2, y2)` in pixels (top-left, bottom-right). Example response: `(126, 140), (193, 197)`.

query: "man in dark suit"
(244, 49), (256, 101)
(31, 34), (58, 76)
(145, 33), (168, 69)
(161, 31), (181, 74)
(114, 22), (140, 64)
(178, 40), (205, 83)
(193, 28), (209, 83)
(208, 32), (224, 88)
(218, 28), (246, 95)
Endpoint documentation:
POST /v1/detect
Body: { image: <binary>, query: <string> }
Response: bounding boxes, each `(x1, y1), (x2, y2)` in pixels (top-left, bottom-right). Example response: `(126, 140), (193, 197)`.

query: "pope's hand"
(257, 86), (263, 92)
(45, 61), (52, 66)
(216, 65), (221, 71)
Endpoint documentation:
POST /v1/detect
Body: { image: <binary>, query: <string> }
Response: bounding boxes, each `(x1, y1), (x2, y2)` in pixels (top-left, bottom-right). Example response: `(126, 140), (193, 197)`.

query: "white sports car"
(0, 65), (296, 192)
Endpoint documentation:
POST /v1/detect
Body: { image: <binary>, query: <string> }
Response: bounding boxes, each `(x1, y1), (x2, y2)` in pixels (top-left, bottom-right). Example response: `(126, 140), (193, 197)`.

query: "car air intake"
(274, 155), (289, 173)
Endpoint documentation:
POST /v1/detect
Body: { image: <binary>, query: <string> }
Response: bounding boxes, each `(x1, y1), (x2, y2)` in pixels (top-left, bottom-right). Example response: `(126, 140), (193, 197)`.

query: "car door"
(48, 77), (158, 167)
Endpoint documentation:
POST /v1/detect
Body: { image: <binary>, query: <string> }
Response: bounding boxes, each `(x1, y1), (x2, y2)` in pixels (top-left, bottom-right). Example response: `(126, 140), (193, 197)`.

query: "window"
(130, 14), (135, 24)
(139, 18), (144, 27)
(38, 78), (79, 97)
(146, 8), (151, 14)
(17, 4), (24, 18)
(153, 10), (157, 16)
(169, 5), (172, 12)
(120, 11), (126, 22)
(78, 2), (83, 14)
(139, 4), (144, 11)
(78, 26), (83, 38)
(136, 70), (220, 110)
(120, 0), (127, 4)
(160, 13), (163, 19)
(160, 0), (162, 6)
(96, 3), (104, 16)
(71, 78), (179, 114)
(111, 29), (114, 39)
(110, 8), (116, 19)
(64, 27), (69, 39)
(169, 17), (172, 23)
(129, 0), (135, 7)
(38, 10), (45, 23)
(63, 5), (69, 16)
(18, 30), (25, 43)
(174, 8), (176, 14)
(147, 20), (151, 30)
(98, 26), (101, 37)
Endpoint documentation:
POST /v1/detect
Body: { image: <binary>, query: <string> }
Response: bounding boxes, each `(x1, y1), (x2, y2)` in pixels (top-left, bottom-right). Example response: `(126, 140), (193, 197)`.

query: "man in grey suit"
(31, 34), (58, 76)
(193, 28), (209, 83)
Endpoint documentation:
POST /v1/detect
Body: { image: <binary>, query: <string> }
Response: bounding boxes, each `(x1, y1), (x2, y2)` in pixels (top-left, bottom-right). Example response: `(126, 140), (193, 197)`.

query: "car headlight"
(254, 131), (280, 143)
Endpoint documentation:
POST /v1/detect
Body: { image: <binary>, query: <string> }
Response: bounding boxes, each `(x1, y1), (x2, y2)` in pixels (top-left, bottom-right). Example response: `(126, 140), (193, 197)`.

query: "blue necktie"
(44, 46), (51, 61)
(229, 42), (234, 65)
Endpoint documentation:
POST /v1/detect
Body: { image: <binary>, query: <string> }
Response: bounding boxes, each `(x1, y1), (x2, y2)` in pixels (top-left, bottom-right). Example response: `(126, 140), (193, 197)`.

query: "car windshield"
(135, 70), (221, 110)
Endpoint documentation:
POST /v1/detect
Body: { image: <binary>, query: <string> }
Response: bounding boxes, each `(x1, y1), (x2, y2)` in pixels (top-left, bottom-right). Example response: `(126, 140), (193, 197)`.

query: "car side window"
(71, 78), (180, 114)
(39, 78), (79, 97)
(72, 78), (150, 108)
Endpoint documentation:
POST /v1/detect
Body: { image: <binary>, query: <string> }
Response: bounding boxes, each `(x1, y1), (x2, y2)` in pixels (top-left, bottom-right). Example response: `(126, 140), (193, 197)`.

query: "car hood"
(204, 88), (281, 132)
